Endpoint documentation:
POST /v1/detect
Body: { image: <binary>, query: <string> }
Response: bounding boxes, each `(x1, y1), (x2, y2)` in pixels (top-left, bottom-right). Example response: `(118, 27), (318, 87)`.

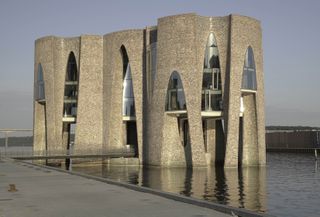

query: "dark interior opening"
(127, 121), (138, 157)
(215, 119), (225, 166)
(238, 117), (244, 166)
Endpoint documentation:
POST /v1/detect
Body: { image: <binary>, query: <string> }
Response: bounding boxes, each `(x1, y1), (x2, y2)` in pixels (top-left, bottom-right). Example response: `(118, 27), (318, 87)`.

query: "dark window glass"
(121, 45), (129, 79)
(36, 64), (45, 101)
(183, 120), (189, 147)
(202, 33), (222, 111)
(66, 53), (77, 81)
(63, 103), (77, 117)
(210, 94), (222, 110)
(166, 72), (186, 111)
(64, 85), (78, 100)
(203, 72), (213, 89)
(63, 52), (78, 117)
(241, 47), (257, 90)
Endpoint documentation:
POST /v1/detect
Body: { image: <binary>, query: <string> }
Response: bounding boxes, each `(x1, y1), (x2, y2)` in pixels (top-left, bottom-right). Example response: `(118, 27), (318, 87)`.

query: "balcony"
(123, 116), (136, 121)
(64, 96), (77, 104)
(201, 111), (222, 118)
(165, 110), (187, 117)
(65, 81), (78, 85)
(241, 89), (257, 95)
(62, 115), (76, 123)
(36, 98), (46, 104)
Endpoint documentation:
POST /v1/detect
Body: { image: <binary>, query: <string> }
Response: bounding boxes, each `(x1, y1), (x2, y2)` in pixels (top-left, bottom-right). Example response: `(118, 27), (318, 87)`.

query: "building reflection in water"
(67, 161), (266, 213)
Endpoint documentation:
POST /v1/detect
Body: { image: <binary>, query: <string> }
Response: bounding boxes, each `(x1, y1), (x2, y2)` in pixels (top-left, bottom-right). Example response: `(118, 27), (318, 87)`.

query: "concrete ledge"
(19, 159), (275, 217)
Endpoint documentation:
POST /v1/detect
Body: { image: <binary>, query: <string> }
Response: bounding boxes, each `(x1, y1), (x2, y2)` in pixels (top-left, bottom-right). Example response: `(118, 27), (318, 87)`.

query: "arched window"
(204, 33), (220, 70)
(121, 46), (136, 117)
(123, 63), (135, 116)
(63, 52), (78, 117)
(120, 45), (129, 79)
(66, 52), (78, 81)
(241, 47), (257, 90)
(166, 71), (186, 111)
(120, 45), (138, 156)
(36, 63), (45, 102)
(202, 33), (222, 111)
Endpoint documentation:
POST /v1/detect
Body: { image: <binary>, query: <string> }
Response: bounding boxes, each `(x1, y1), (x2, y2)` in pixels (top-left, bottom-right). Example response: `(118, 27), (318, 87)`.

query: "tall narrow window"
(241, 47), (257, 90)
(166, 71), (186, 111)
(121, 46), (129, 79)
(201, 33), (222, 111)
(121, 45), (138, 157)
(121, 46), (136, 117)
(36, 64), (45, 102)
(63, 52), (78, 118)
(123, 63), (135, 116)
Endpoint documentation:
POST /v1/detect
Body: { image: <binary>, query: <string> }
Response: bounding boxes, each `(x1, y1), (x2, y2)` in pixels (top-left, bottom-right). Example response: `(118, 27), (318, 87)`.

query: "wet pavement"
(0, 159), (233, 217)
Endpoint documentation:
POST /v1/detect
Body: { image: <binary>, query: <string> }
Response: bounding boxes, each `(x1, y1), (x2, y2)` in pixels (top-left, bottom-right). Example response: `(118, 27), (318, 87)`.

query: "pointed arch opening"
(63, 52), (78, 119)
(122, 63), (135, 117)
(35, 64), (45, 103)
(121, 45), (138, 157)
(120, 45), (129, 79)
(62, 52), (78, 157)
(241, 46), (257, 91)
(201, 33), (225, 165)
(239, 46), (259, 166)
(165, 71), (191, 165)
(34, 63), (47, 154)
(201, 32), (222, 112)
(165, 71), (186, 111)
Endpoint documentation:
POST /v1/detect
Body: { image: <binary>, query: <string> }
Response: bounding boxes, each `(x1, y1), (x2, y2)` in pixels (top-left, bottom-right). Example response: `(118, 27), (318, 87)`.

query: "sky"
(0, 0), (320, 129)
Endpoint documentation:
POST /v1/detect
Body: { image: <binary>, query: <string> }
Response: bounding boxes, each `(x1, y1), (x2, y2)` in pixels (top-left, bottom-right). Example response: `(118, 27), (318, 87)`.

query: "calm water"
(53, 153), (320, 217)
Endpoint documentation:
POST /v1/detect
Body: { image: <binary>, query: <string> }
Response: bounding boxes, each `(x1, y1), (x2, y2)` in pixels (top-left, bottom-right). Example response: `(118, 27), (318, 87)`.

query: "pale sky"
(0, 0), (320, 129)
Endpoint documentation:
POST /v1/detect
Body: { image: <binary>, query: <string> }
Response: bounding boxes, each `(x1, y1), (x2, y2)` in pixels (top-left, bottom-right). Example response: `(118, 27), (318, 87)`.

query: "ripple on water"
(45, 153), (320, 217)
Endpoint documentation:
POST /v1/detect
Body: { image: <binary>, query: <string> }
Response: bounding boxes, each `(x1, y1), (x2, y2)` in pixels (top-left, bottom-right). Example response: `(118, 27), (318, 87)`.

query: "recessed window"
(204, 33), (220, 69)
(36, 64), (45, 101)
(121, 45), (136, 117)
(201, 33), (222, 111)
(123, 63), (135, 116)
(241, 47), (257, 90)
(121, 46), (129, 79)
(166, 71), (186, 111)
(63, 52), (78, 117)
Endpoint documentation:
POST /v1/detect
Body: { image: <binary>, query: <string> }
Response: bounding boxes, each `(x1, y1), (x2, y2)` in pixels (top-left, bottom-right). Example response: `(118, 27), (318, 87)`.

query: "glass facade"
(166, 72), (186, 111)
(201, 33), (222, 111)
(36, 64), (45, 101)
(122, 64), (135, 116)
(241, 47), (257, 90)
(63, 52), (78, 117)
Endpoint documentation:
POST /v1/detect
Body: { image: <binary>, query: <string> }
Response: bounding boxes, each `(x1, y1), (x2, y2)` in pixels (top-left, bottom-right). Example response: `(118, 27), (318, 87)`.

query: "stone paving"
(0, 159), (231, 217)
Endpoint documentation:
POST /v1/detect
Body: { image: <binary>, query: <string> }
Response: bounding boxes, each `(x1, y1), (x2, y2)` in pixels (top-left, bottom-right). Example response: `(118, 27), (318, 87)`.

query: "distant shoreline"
(0, 136), (33, 147)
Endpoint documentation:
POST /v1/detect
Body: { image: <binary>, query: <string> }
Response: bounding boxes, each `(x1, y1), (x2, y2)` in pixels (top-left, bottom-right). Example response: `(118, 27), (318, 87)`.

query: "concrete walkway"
(0, 159), (232, 217)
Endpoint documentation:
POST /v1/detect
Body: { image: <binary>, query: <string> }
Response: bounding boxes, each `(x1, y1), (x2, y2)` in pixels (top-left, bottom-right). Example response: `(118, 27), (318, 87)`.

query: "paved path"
(0, 159), (231, 217)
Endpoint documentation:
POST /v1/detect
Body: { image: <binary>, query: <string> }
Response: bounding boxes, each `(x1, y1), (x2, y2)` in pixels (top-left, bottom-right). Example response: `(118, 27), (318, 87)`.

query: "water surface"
(52, 153), (320, 217)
